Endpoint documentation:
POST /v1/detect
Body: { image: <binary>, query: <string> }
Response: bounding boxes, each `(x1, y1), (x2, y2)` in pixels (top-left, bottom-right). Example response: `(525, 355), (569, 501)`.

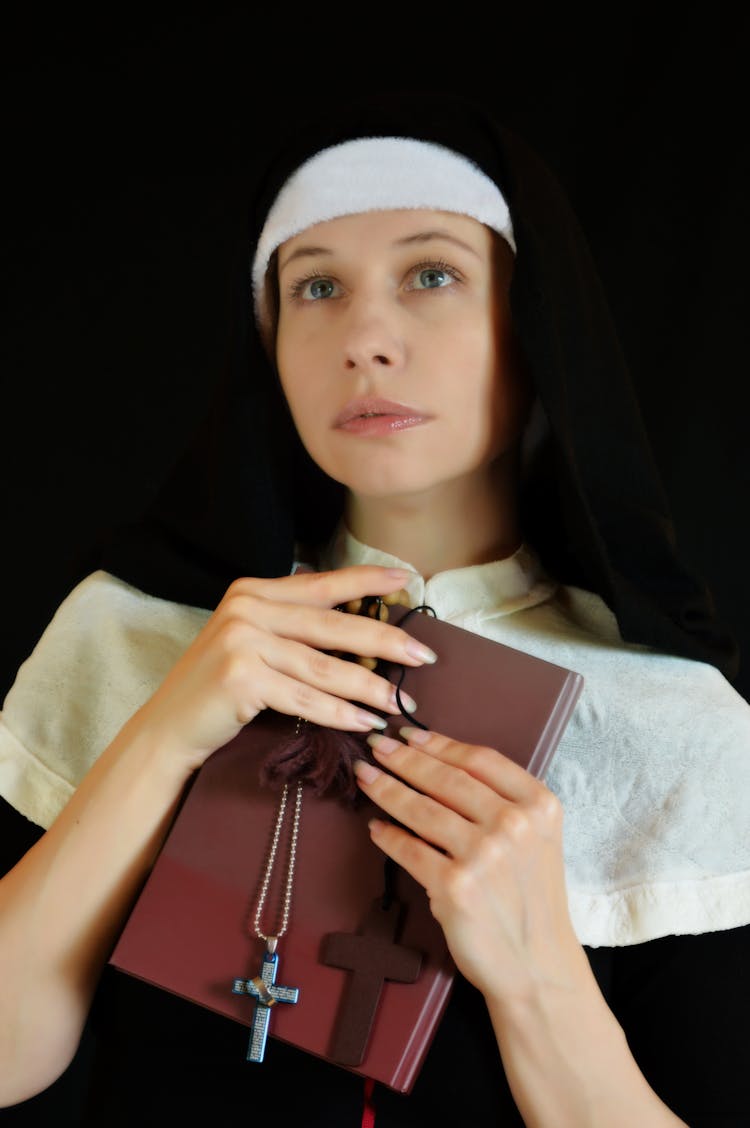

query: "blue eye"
(308, 278), (336, 300)
(415, 267), (449, 289)
(291, 275), (339, 301)
(408, 261), (459, 291)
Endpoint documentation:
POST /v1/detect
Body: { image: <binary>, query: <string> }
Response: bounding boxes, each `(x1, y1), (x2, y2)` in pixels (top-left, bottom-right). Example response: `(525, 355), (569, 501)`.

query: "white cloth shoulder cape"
(1, 524), (749, 948)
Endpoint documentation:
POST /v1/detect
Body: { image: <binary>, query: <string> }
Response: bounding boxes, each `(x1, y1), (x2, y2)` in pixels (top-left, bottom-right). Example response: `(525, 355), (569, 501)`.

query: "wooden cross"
(232, 946), (300, 1062)
(321, 896), (423, 1065)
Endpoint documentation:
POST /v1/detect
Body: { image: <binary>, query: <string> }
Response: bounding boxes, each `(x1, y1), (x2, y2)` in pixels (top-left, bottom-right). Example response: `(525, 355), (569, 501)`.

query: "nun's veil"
(76, 91), (738, 680)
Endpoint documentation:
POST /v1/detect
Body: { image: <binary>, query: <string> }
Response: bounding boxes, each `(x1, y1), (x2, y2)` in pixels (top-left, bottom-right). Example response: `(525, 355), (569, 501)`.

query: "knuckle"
(307, 648), (335, 681)
(221, 577), (260, 607)
(476, 830), (509, 869)
(444, 863), (479, 908)
(225, 576), (253, 597)
(284, 604), (310, 635)
(217, 588), (260, 624)
(213, 615), (255, 653)
(397, 831), (425, 871)
(321, 606), (347, 633)
(308, 570), (341, 600)
(215, 650), (254, 693)
(432, 762), (458, 794)
(530, 786), (564, 825)
(289, 681), (317, 715)
(499, 807), (531, 841)
(409, 793), (441, 831)
(462, 745), (495, 777)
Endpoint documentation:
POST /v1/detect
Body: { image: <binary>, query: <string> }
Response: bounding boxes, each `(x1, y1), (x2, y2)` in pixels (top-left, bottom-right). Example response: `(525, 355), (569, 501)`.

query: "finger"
(353, 759), (475, 859)
(368, 815), (450, 894)
(366, 732), (498, 823)
(258, 665), (389, 733)
(226, 566), (415, 610)
(396, 727), (539, 805)
(217, 591), (438, 668)
(258, 633), (417, 718)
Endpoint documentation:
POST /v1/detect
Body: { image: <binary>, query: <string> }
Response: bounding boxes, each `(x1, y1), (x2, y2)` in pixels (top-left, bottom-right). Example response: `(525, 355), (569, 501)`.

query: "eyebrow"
(278, 228), (481, 273)
(394, 230), (481, 257)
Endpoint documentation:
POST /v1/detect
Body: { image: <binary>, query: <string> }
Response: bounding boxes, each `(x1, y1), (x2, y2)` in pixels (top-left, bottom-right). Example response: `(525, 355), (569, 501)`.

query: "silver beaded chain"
(252, 778), (304, 955)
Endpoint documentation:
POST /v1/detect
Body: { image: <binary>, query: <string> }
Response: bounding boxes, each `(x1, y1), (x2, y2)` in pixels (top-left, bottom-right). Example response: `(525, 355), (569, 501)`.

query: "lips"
(334, 397), (430, 427)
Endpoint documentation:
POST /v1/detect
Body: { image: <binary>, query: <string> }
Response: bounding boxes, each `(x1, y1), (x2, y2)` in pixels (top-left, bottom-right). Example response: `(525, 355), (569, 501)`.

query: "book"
(109, 604), (583, 1093)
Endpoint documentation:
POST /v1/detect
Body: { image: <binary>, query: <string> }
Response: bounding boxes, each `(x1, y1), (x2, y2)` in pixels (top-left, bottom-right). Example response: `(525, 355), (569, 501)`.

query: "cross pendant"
(321, 896), (422, 1066)
(232, 945), (300, 1062)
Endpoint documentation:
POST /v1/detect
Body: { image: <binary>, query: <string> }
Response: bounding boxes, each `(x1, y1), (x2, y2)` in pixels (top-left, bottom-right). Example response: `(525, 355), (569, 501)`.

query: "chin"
(337, 470), (468, 502)
(313, 447), (487, 499)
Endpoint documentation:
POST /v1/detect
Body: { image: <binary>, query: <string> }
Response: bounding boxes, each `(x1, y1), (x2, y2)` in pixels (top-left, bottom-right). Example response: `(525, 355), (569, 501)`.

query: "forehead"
(277, 208), (493, 268)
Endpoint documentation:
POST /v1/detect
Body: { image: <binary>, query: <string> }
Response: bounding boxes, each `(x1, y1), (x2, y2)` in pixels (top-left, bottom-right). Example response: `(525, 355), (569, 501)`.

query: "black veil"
(71, 91), (738, 679)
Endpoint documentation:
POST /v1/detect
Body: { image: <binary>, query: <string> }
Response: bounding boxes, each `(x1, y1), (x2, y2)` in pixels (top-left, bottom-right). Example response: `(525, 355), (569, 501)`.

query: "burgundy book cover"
(110, 607), (583, 1093)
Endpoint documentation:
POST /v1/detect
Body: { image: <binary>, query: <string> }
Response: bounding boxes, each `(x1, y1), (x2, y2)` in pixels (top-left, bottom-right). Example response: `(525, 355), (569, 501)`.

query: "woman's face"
(274, 208), (529, 502)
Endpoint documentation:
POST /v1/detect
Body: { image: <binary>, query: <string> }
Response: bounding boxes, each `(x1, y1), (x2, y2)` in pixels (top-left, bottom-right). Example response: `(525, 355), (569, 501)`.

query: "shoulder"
(483, 580), (750, 946)
(0, 572), (210, 828)
(40, 568), (212, 638)
(492, 578), (746, 715)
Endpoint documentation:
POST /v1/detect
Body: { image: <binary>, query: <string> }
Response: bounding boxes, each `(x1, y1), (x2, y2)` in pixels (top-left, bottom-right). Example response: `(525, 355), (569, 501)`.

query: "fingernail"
(399, 726), (432, 745)
(404, 639), (438, 663)
(354, 709), (387, 730)
(366, 733), (401, 754)
(354, 759), (381, 784)
(387, 568), (413, 579)
(389, 687), (418, 714)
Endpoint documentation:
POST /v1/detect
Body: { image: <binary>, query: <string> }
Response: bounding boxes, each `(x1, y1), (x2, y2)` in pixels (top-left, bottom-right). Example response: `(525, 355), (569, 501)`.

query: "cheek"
(275, 319), (300, 387)
(451, 309), (526, 443)
(276, 330), (320, 423)
(278, 372), (316, 431)
(445, 316), (499, 410)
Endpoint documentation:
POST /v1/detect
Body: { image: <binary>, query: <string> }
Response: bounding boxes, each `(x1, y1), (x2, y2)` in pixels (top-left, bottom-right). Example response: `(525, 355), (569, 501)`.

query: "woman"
(1, 91), (748, 1125)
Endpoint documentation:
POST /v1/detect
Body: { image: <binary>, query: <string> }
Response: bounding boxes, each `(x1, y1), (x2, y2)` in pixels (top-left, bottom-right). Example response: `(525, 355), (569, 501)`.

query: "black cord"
(380, 603), (439, 908)
(390, 604), (437, 729)
(381, 856), (398, 911)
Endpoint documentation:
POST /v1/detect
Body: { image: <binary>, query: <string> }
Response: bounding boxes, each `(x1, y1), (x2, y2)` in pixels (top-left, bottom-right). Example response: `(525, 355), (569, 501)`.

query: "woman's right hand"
(128, 566), (437, 773)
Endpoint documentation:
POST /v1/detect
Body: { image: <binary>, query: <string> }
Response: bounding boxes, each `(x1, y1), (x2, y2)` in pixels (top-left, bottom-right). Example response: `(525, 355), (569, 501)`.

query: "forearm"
(0, 717), (193, 1105)
(487, 966), (688, 1127)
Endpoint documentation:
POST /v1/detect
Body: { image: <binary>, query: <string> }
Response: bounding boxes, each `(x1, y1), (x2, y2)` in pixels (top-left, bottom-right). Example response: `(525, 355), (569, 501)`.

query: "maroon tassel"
(258, 715), (378, 807)
(257, 590), (415, 806)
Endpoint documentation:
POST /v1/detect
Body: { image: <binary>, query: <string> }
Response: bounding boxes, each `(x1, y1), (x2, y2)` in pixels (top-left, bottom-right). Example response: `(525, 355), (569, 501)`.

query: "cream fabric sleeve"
(0, 571), (210, 829)
(483, 589), (750, 946)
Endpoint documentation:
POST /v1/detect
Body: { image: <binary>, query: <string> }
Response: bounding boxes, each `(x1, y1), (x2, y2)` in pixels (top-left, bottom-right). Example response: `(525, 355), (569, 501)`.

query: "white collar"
(311, 523), (557, 623)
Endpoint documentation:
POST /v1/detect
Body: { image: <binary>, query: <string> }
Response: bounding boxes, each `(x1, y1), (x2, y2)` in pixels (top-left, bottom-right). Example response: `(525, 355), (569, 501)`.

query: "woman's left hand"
(355, 727), (591, 1010)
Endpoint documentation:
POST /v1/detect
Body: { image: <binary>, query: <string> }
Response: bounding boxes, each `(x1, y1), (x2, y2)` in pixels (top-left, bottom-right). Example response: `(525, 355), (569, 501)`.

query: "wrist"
(487, 959), (684, 1127)
(114, 710), (204, 787)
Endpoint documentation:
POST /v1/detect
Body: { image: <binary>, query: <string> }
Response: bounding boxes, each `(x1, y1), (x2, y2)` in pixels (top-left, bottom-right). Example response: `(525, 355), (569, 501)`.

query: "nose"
(341, 299), (405, 372)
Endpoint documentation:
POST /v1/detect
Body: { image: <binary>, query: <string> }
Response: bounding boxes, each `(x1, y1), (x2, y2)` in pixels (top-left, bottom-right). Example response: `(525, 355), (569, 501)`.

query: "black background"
(3, 5), (749, 703)
(1, 5), (749, 1121)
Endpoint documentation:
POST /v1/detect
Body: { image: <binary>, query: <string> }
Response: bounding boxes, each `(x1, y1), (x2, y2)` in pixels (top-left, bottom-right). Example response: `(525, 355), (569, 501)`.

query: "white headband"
(252, 136), (515, 329)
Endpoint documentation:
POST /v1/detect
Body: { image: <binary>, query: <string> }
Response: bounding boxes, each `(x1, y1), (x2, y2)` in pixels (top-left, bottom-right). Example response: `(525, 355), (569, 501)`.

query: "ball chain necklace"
(230, 589), (425, 1064)
(231, 766), (304, 1062)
